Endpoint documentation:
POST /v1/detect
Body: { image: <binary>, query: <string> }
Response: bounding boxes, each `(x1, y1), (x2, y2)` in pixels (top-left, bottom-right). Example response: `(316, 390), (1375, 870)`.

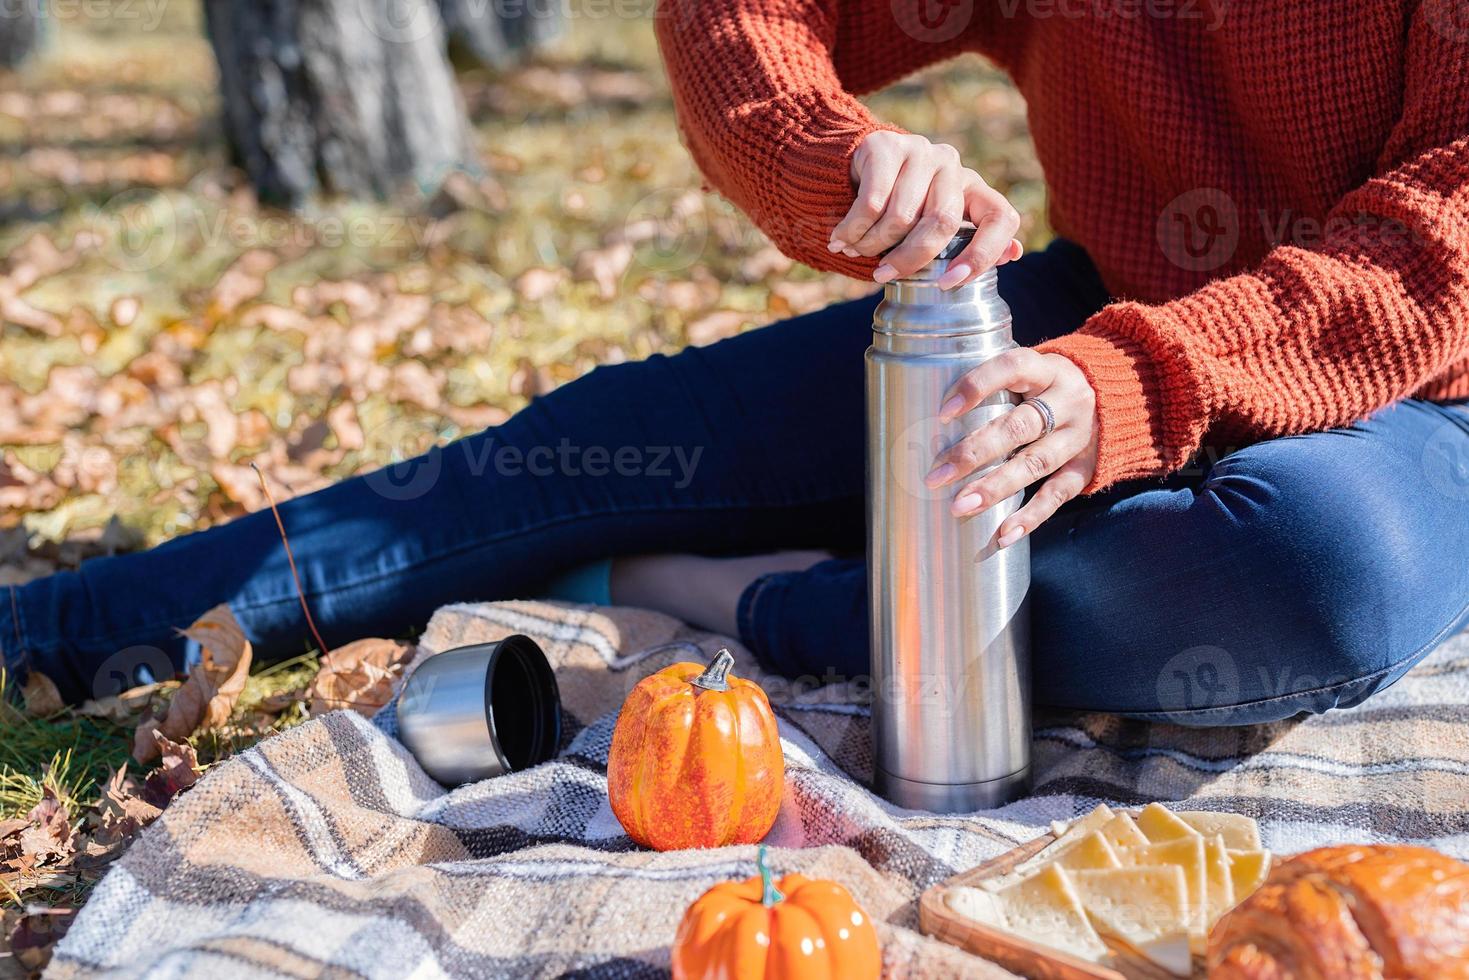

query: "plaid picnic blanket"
(48, 600), (1469, 978)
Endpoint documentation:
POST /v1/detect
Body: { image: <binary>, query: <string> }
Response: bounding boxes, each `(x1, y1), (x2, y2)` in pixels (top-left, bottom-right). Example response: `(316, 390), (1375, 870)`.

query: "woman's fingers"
(995, 460), (1091, 547)
(852, 159), (941, 261)
(875, 164), (965, 281)
(831, 142), (903, 252)
(924, 397), (1048, 490)
(950, 428), (1081, 517)
(935, 182), (1022, 289)
(938, 348), (1055, 424)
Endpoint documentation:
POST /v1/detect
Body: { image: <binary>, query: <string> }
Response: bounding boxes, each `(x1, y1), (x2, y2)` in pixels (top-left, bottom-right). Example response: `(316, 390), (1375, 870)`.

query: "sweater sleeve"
(1039, 10), (1469, 493)
(654, 0), (902, 278)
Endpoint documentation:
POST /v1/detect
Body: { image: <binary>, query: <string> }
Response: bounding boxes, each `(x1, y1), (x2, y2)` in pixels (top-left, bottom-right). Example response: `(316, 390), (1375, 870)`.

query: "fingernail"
(937, 262), (972, 289)
(828, 239), (847, 253)
(998, 526), (1025, 547)
(939, 395), (965, 421)
(953, 491), (983, 516)
(925, 463), (956, 489)
(873, 264), (897, 284)
(842, 247), (859, 258)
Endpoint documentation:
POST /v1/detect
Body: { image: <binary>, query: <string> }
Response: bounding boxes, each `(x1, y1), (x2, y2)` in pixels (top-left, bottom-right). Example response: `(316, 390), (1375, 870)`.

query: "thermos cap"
(396, 635), (562, 786)
(880, 223), (976, 263)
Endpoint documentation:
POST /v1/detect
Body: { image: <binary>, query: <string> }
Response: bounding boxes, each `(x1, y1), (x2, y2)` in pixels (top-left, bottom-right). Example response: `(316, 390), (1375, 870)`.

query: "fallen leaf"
(6, 907), (75, 974)
(20, 672), (63, 718)
(108, 295), (140, 327)
(513, 267), (565, 302)
(141, 734), (199, 809)
(685, 310), (753, 347)
(133, 605), (251, 763)
(14, 785), (74, 868)
(307, 638), (415, 717)
(326, 401), (364, 451)
(573, 242), (632, 300)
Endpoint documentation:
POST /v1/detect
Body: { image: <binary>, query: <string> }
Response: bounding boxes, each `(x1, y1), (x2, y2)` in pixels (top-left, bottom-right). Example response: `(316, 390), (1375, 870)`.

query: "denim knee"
(1138, 434), (1469, 725)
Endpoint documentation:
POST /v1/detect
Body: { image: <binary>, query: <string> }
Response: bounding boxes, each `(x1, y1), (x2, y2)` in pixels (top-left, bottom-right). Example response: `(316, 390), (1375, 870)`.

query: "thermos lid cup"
(882, 223), (976, 261)
(396, 635), (562, 786)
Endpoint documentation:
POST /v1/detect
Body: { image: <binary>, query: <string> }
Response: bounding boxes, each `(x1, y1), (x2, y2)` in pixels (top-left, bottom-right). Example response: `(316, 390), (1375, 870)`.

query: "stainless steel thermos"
(867, 227), (1032, 813)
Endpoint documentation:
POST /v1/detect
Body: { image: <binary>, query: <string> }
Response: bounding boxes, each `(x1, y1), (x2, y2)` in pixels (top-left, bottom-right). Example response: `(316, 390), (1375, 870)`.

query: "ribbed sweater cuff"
(1036, 329), (1170, 493)
(766, 99), (901, 278)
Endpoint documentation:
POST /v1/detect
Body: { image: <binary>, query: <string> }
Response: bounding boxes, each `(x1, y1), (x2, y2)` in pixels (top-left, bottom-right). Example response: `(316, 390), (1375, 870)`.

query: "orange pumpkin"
(672, 845), (881, 980)
(608, 649), (783, 851)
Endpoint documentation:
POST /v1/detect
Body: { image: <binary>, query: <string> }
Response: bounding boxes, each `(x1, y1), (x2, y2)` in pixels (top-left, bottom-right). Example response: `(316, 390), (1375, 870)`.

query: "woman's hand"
(923, 348), (1099, 546)
(830, 131), (1024, 289)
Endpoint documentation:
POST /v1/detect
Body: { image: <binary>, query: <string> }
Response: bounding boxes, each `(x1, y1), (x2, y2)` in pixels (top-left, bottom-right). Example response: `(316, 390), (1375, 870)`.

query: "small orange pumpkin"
(608, 649), (783, 851)
(672, 845), (881, 980)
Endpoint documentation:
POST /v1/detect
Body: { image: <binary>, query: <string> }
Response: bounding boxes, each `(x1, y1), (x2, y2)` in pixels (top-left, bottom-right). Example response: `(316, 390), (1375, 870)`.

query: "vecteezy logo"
(1156, 188), (1240, 274)
(1155, 645), (1241, 712)
(893, 0), (974, 43)
(361, 416), (447, 502)
(92, 645), (178, 699)
(361, 0), (443, 44)
(86, 188), (182, 273)
(1422, 419), (1469, 501)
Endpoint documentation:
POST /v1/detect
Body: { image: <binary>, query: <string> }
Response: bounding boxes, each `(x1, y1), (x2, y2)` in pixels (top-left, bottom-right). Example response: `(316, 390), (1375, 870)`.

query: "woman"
(7, 3), (1469, 724)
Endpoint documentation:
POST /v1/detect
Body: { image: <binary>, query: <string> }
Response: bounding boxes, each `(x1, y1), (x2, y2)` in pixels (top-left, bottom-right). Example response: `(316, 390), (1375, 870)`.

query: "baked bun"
(1208, 844), (1469, 979)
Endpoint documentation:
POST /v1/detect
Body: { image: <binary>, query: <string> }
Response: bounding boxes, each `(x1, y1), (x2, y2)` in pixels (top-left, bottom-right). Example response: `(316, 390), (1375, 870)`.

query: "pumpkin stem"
(690, 648), (734, 693)
(757, 845), (784, 907)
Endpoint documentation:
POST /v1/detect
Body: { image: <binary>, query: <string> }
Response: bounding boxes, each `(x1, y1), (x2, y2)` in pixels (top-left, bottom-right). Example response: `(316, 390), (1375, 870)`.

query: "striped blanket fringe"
(48, 601), (1469, 978)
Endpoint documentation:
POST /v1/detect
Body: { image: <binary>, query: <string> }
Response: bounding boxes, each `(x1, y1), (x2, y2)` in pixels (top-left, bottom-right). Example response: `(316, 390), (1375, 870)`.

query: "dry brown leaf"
(133, 605), (251, 763)
(307, 638), (415, 717)
(326, 401), (364, 451)
(141, 734), (199, 809)
(513, 267), (565, 302)
(573, 242), (633, 300)
(15, 785), (74, 868)
(388, 361), (443, 411)
(685, 310), (752, 347)
(76, 682), (162, 725)
(20, 671), (63, 718)
(6, 907), (74, 974)
(108, 295), (141, 328)
(92, 767), (162, 838)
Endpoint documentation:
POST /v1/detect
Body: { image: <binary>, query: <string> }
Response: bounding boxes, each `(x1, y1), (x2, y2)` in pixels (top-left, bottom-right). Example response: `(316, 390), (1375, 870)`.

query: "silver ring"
(1024, 397), (1056, 439)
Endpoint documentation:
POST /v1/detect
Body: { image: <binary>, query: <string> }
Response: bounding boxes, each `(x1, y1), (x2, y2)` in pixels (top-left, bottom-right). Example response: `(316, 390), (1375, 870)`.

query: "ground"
(0, 0), (1044, 967)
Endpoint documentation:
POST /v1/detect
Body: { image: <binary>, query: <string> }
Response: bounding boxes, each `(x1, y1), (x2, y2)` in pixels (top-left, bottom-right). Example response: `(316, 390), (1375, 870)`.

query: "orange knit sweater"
(656, 1), (1469, 491)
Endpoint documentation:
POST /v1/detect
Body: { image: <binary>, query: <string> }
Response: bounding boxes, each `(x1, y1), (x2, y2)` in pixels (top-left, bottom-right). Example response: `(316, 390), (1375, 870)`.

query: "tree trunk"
(438, 0), (560, 70)
(0, 0), (46, 70)
(203, 0), (475, 208)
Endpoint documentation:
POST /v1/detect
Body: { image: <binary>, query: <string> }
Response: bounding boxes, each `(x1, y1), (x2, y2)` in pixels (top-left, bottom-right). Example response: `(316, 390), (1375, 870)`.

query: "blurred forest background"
(0, 0), (1045, 965)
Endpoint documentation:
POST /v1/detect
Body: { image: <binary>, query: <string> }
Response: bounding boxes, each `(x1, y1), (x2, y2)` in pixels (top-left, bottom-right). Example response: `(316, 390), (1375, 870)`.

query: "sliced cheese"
(1064, 866), (1193, 978)
(1099, 812), (1150, 852)
(1052, 831), (1120, 872)
(947, 885), (1007, 929)
(985, 804), (1117, 890)
(1202, 835), (1235, 930)
(1135, 933), (1193, 978)
(1136, 802), (1203, 843)
(1023, 804), (1115, 870)
(999, 864), (1112, 964)
(1177, 810), (1262, 851)
(1226, 848), (1272, 904)
(1118, 835), (1208, 941)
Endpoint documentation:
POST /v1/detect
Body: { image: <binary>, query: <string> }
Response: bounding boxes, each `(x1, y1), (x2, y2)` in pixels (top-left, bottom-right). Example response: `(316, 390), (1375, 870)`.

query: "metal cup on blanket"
(867, 226), (1033, 813)
(395, 635), (562, 785)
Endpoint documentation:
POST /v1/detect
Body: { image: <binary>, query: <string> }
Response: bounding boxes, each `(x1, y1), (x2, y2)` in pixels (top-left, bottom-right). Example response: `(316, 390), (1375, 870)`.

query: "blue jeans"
(7, 241), (1469, 724)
